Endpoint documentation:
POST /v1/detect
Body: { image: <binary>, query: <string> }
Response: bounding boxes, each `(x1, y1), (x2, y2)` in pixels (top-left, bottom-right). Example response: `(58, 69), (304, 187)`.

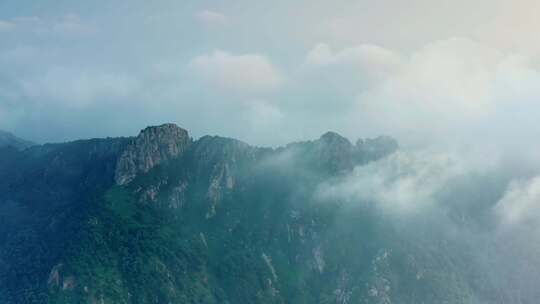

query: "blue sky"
(1, 0), (540, 150)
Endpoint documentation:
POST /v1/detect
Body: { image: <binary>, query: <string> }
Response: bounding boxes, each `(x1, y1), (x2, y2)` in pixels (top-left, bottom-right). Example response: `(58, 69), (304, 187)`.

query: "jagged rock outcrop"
(190, 136), (259, 216)
(114, 124), (192, 185)
(284, 131), (398, 174)
(315, 131), (355, 172)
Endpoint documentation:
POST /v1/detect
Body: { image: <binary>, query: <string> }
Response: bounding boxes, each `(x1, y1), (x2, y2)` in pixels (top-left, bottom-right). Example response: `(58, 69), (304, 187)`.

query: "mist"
(311, 146), (540, 302)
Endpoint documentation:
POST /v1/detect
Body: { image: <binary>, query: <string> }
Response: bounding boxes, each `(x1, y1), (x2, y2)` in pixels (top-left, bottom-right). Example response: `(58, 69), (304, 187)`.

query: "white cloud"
(189, 50), (283, 94)
(0, 20), (15, 31)
(356, 38), (500, 119)
(305, 44), (335, 65)
(317, 151), (471, 215)
(196, 10), (228, 26)
(245, 100), (284, 128)
(495, 176), (540, 229)
(305, 43), (401, 81)
(314, 37), (540, 150)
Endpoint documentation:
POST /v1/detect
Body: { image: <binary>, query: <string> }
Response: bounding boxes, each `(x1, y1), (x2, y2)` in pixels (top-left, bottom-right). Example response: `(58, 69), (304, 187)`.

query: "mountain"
(0, 124), (520, 303)
(0, 130), (35, 150)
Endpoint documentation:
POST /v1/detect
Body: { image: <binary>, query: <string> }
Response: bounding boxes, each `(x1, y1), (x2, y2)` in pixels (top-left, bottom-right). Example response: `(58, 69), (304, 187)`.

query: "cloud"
(245, 100), (284, 127)
(1, 2), (540, 154)
(317, 151), (474, 215)
(353, 39), (499, 124)
(20, 67), (139, 108)
(305, 43), (401, 84)
(196, 10), (228, 26)
(312, 134), (540, 302)
(495, 176), (540, 229)
(189, 50), (283, 94)
(0, 20), (15, 32)
(310, 37), (540, 151)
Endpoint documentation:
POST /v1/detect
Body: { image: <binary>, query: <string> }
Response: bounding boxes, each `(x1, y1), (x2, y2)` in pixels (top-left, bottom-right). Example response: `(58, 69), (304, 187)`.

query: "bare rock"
(115, 124), (191, 185)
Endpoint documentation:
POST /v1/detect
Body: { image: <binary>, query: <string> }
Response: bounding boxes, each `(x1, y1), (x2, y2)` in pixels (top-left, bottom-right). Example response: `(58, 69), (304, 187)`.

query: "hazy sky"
(1, 0), (540, 149)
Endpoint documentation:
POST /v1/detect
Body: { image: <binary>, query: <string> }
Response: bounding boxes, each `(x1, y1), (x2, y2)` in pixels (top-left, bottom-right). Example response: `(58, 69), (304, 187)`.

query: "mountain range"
(0, 124), (522, 303)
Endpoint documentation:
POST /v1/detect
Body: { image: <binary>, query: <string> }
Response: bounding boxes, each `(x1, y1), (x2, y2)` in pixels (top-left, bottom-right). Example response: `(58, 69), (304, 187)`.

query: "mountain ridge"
(110, 123), (399, 186)
(6, 124), (517, 304)
(0, 130), (35, 150)
(1, 123), (529, 303)
(0, 123), (405, 304)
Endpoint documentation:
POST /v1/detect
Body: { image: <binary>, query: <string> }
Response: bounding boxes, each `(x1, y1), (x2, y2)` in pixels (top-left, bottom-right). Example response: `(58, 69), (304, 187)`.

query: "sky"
(1, 0), (540, 151)
(3, 2), (540, 297)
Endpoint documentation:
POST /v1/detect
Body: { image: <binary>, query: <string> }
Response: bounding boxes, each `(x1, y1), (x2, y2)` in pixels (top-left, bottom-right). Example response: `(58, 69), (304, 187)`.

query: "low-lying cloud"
(315, 146), (540, 302)
(317, 151), (473, 214)
(496, 176), (540, 232)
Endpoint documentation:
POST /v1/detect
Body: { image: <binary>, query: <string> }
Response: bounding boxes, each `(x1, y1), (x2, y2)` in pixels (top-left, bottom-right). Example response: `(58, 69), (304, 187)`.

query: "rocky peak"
(318, 132), (353, 149)
(314, 132), (354, 173)
(306, 132), (399, 172)
(115, 124), (192, 185)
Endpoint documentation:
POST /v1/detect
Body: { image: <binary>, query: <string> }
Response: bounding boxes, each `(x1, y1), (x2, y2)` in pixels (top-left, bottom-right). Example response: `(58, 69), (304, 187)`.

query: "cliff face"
(114, 124), (192, 185)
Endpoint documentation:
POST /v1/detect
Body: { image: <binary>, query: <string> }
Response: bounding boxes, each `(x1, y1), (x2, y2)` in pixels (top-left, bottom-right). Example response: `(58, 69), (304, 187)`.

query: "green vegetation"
(0, 130), (510, 303)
